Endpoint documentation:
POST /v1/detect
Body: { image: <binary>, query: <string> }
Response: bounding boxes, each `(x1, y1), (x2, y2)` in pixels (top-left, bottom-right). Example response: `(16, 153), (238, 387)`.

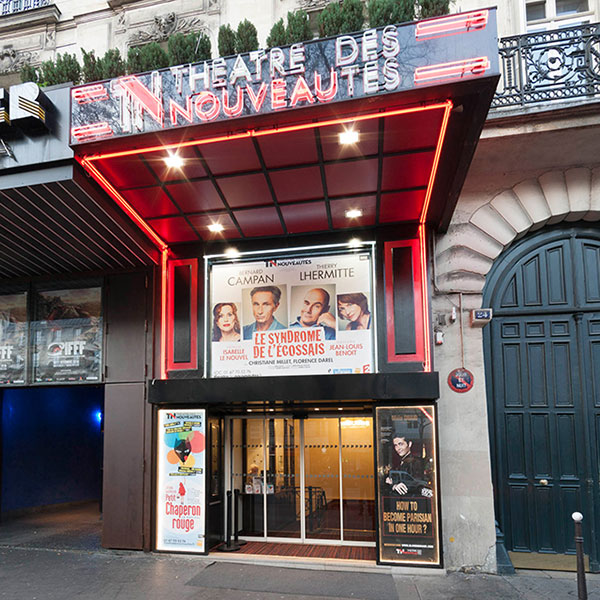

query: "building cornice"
(0, 4), (60, 35)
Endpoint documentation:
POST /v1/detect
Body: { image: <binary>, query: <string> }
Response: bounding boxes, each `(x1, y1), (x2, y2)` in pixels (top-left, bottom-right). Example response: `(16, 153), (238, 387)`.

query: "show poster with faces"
(0, 293), (27, 384)
(209, 251), (374, 378)
(375, 405), (440, 566)
(32, 287), (102, 383)
(156, 409), (206, 553)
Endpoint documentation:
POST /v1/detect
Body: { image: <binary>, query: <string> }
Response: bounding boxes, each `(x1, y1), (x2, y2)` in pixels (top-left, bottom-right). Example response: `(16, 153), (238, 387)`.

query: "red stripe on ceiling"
(77, 101), (453, 243)
(279, 202), (329, 233)
(234, 206), (284, 237)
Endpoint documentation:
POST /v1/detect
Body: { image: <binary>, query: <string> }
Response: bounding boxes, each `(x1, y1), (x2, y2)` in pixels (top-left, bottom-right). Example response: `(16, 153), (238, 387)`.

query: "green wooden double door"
(484, 227), (600, 569)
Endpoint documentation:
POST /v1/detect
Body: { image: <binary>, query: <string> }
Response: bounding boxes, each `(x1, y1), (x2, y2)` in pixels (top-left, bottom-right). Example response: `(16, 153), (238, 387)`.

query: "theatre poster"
(375, 405), (441, 566)
(156, 408), (207, 553)
(31, 287), (103, 383)
(0, 293), (27, 384)
(208, 250), (374, 378)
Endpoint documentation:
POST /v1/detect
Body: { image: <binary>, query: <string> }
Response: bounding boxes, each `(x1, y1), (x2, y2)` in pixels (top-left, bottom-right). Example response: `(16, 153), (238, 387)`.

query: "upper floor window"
(525, 0), (592, 30)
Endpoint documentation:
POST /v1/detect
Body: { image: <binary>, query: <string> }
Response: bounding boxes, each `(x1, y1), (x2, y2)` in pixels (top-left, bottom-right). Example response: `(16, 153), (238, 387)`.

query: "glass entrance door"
(228, 415), (374, 545)
(266, 418), (301, 538)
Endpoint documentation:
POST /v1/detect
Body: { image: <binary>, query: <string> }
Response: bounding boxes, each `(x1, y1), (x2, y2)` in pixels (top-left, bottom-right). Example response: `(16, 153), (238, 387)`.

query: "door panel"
(266, 418), (301, 538)
(340, 417), (375, 542)
(304, 418), (340, 540)
(233, 418), (265, 537)
(228, 416), (375, 545)
(207, 417), (223, 551)
(581, 313), (600, 563)
(486, 230), (600, 567)
(102, 383), (144, 549)
(493, 314), (586, 554)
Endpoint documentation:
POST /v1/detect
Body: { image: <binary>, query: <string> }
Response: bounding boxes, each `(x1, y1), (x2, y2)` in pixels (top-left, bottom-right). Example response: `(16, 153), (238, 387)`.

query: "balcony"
(492, 22), (600, 110)
(1, 0), (50, 15)
(0, 0), (58, 36)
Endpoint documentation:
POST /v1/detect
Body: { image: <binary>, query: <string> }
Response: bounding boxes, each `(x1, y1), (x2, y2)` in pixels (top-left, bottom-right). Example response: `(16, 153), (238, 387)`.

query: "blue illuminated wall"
(1, 386), (103, 513)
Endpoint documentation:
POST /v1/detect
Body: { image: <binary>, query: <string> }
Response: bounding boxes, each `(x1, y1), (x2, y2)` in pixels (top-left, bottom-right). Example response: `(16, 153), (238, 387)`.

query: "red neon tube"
(416, 10), (489, 40)
(76, 156), (167, 252)
(419, 100), (452, 224)
(85, 102), (450, 162)
(418, 406), (434, 422)
(418, 223), (431, 372)
(160, 248), (169, 380)
(72, 84), (109, 105)
(414, 57), (490, 85)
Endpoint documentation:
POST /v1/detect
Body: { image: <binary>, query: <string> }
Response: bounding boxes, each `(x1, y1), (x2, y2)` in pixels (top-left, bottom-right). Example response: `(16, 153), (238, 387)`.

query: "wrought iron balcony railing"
(1, 0), (50, 16)
(492, 21), (600, 109)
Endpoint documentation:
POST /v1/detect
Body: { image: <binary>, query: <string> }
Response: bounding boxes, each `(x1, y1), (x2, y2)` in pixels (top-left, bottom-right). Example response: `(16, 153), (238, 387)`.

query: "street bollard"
(572, 512), (587, 600)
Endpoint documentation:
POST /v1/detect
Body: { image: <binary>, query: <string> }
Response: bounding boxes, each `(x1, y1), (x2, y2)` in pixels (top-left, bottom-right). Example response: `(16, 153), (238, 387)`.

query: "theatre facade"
(0, 9), (500, 569)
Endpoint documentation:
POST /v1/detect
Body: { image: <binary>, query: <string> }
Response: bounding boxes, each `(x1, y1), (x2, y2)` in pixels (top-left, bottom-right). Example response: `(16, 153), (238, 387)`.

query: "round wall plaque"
(447, 368), (474, 393)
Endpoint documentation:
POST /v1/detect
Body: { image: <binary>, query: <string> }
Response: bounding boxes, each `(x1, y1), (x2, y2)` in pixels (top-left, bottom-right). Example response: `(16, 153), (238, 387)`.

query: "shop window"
(0, 282), (104, 386)
(0, 292), (27, 384)
(31, 286), (103, 384)
(525, 0), (592, 31)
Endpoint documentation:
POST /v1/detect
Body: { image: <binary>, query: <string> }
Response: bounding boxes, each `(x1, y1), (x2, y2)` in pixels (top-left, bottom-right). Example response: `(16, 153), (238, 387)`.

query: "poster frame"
(155, 406), (208, 555)
(0, 291), (29, 386)
(374, 402), (443, 568)
(203, 241), (378, 379)
(30, 284), (104, 386)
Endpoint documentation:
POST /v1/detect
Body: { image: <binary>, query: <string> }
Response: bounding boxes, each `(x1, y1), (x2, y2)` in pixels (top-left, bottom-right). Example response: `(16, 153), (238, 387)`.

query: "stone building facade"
(1, 0), (600, 573)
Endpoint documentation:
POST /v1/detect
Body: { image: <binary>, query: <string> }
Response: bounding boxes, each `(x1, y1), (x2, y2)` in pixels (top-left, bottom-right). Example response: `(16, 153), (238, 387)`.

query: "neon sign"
(70, 9), (498, 144)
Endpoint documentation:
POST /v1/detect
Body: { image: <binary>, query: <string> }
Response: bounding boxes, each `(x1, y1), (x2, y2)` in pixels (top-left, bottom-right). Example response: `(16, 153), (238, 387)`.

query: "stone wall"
(431, 105), (600, 571)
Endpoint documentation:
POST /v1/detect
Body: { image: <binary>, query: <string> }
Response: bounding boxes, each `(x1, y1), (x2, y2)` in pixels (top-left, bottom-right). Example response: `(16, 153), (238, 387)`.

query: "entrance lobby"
(227, 416), (375, 546)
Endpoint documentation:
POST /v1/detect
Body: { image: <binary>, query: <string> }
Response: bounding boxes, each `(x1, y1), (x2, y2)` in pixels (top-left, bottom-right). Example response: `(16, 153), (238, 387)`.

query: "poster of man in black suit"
(375, 405), (440, 566)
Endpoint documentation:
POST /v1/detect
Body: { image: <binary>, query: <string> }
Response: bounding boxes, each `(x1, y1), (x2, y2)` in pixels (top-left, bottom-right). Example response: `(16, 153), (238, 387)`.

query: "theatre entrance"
(226, 416), (375, 546)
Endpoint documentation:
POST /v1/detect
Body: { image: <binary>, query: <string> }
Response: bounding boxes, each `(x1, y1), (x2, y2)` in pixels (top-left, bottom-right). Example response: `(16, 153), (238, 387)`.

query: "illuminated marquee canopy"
(70, 10), (497, 144)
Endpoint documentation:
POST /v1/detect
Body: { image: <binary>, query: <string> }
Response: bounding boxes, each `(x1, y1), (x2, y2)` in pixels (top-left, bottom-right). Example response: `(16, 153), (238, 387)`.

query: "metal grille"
(492, 21), (600, 108)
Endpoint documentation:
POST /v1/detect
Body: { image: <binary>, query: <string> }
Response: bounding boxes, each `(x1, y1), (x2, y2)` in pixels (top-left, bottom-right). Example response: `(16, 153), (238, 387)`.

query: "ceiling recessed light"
(339, 129), (359, 145)
(224, 247), (240, 258)
(345, 208), (363, 219)
(208, 223), (224, 233)
(164, 154), (184, 169)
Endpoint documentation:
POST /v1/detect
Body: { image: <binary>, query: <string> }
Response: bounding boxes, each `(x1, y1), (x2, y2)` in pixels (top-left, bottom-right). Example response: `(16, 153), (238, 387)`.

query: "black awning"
(148, 372), (439, 409)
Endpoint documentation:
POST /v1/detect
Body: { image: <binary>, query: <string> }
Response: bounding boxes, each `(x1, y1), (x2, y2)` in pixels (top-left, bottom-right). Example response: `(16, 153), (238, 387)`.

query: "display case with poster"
(207, 246), (375, 378)
(156, 409), (207, 553)
(375, 405), (441, 566)
(0, 293), (28, 385)
(31, 287), (103, 383)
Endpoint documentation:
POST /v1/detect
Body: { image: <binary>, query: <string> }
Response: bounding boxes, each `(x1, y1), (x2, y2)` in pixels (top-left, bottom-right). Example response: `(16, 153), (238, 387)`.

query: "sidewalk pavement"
(1, 505), (599, 599)
(1, 545), (600, 600)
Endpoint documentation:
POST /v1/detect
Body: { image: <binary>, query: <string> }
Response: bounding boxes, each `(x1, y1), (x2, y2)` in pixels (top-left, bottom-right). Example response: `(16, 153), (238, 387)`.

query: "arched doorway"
(483, 225), (600, 571)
